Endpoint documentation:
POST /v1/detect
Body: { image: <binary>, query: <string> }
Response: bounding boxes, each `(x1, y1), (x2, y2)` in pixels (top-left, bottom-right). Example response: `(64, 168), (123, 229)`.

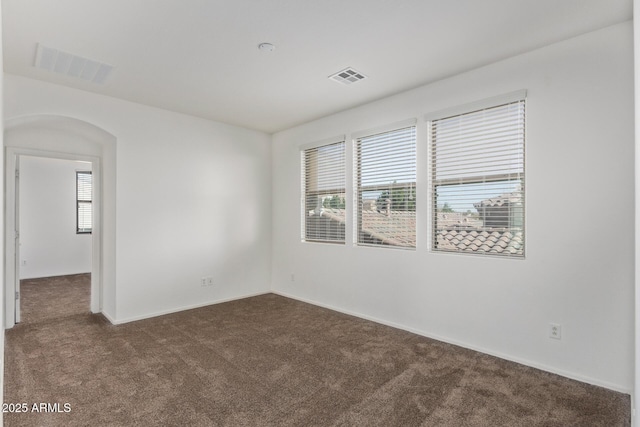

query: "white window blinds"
(430, 97), (525, 257)
(302, 140), (346, 243)
(355, 125), (416, 248)
(77, 171), (92, 234)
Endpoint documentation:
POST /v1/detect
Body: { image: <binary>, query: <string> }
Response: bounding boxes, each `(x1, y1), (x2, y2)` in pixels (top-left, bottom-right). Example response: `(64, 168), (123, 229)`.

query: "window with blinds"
(430, 95), (525, 257)
(76, 171), (92, 234)
(355, 125), (416, 249)
(302, 140), (346, 243)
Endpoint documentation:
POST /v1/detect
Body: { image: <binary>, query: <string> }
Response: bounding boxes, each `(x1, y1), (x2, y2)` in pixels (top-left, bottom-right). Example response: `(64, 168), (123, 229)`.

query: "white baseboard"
(272, 290), (632, 396)
(99, 309), (117, 324)
(19, 271), (91, 281)
(105, 291), (271, 325)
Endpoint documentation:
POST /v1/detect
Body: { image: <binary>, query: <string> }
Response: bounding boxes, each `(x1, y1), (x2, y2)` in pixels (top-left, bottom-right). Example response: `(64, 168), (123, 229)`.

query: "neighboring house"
(474, 191), (524, 229)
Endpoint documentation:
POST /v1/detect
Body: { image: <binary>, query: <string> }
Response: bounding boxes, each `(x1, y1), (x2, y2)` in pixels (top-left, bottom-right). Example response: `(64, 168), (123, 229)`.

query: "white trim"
(298, 134), (346, 151)
(344, 132), (354, 247)
(351, 118), (417, 141)
(100, 310), (117, 325)
(106, 291), (271, 325)
(18, 272), (92, 281)
(423, 89), (527, 122)
(272, 289), (632, 395)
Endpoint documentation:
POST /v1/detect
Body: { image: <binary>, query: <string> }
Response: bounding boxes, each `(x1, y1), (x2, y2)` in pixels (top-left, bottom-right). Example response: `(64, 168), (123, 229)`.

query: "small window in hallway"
(76, 171), (92, 234)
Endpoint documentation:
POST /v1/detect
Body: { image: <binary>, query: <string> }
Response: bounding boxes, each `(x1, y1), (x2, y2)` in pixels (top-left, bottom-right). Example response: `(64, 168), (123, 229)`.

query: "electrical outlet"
(200, 277), (207, 287)
(21, 260), (27, 266)
(206, 277), (214, 286)
(549, 323), (561, 340)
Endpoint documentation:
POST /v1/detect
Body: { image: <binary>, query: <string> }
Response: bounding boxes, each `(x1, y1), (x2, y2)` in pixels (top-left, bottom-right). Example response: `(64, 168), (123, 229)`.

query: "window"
(301, 140), (346, 243)
(76, 171), (92, 234)
(429, 92), (525, 257)
(354, 124), (416, 248)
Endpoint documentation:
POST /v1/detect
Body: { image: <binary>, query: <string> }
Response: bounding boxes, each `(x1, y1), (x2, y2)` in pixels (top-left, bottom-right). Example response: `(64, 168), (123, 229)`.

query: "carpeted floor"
(18, 273), (91, 324)
(4, 275), (631, 426)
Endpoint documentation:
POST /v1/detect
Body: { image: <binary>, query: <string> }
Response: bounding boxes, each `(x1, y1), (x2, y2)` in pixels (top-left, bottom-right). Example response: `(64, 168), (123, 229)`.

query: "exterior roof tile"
(316, 198), (524, 256)
(436, 228), (523, 256)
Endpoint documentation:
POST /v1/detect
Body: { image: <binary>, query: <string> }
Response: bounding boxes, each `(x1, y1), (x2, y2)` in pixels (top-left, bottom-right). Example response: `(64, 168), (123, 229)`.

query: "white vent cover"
(34, 43), (114, 84)
(329, 67), (366, 85)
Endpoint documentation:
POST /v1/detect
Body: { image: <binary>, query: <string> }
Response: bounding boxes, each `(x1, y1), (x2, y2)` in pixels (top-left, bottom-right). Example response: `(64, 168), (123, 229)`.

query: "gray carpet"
(4, 275), (631, 426)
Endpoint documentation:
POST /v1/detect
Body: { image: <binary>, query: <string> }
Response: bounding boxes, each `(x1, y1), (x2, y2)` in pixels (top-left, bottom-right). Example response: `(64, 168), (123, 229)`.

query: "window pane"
(302, 141), (346, 243)
(77, 201), (92, 232)
(77, 171), (92, 233)
(431, 100), (525, 257)
(432, 103), (524, 180)
(356, 126), (416, 248)
(77, 172), (92, 201)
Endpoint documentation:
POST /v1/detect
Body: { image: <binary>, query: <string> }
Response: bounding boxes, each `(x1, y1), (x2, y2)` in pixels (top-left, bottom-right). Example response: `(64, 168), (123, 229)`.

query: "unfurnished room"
(0, 0), (638, 426)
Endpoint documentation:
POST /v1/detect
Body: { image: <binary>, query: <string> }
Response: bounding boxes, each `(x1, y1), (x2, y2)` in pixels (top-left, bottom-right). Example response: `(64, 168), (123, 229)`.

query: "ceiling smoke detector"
(329, 67), (366, 85)
(258, 43), (275, 52)
(34, 43), (114, 84)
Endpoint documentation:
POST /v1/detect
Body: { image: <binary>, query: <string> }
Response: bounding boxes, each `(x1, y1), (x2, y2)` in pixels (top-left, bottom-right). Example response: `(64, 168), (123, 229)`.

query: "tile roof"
(320, 208), (416, 247)
(315, 191), (523, 255)
(435, 228), (524, 256)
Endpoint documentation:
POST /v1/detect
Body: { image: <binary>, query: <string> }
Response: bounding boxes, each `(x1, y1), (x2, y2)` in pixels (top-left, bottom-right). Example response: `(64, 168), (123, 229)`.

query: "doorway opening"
(15, 156), (94, 324)
(4, 114), (116, 329)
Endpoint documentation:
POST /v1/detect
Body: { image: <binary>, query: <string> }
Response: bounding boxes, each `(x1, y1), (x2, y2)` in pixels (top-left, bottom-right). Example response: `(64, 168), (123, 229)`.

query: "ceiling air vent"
(34, 43), (114, 84)
(329, 67), (366, 85)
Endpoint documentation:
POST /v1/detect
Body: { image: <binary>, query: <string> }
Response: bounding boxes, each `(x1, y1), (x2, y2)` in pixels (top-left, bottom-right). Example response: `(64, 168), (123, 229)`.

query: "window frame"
(76, 170), (92, 234)
(426, 90), (526, 258)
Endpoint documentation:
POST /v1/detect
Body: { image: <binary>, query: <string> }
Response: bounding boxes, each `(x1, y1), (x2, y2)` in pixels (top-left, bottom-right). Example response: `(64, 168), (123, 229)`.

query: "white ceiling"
(2, 0), (633, 133)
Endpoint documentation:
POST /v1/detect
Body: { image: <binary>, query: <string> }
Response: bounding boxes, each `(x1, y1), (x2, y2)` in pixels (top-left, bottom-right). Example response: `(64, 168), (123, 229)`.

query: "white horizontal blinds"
(431, 99), (525, 257)
(355, 126), (416, 248)
(302, 141), (346, 243)
(77, 171), (92, 233)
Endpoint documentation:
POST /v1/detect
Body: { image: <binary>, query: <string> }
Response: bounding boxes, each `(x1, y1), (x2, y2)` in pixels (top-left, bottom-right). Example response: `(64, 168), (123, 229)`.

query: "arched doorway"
(4, 115), (116, 328)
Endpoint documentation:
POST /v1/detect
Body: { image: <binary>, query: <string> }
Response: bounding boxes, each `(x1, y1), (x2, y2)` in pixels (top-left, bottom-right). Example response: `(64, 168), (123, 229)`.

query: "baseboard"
(99, 309), (117, 325)
(20, 272), (91, 280)
(107, 291), (272, 325)
(272, 290), (632, 396)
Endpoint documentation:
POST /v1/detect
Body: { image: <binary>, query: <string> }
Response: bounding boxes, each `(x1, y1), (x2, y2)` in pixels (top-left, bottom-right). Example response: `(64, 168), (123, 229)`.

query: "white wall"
(634, 0), (640, 419)
(19, 156), (92, 279)
(0, 4), (5, 425)
(272, 22), (635, 393)
(4, 75), (272, 322)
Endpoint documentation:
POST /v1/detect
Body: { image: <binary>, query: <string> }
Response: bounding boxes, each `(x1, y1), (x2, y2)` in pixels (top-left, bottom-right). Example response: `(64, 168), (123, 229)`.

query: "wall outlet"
(21, 260), (26, 266)
(200, 277), (207, 287)
(549, 323), (562, 340)
(206, 277), (214, 286)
